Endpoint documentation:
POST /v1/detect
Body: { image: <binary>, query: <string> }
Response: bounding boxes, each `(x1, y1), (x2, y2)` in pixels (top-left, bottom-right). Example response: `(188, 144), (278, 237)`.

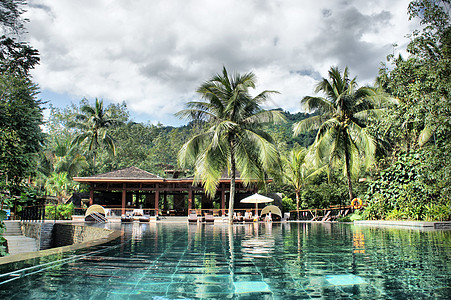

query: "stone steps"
(4, 221), (22, 236)
(3, 221), (39, 255)
(4, 236), (39, 255)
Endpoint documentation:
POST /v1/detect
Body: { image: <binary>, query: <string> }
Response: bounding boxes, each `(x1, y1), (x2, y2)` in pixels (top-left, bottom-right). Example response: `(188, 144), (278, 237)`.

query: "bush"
(45, 203), (74, 220)
(281, 195), (296, 212)
(364, 149), (451, 221)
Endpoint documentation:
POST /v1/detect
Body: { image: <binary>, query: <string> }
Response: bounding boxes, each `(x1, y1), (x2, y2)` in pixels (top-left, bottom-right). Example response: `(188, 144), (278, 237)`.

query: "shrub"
(45, 203), (74, 220)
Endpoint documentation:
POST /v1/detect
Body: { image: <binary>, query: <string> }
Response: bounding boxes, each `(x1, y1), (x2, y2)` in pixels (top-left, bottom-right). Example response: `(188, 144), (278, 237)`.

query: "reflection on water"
(241, 222), (275, 257)
(0, 222), (449, 299)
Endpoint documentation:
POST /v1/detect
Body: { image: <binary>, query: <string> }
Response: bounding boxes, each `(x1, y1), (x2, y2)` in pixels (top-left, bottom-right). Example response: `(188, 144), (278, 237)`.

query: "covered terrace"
(73, 166), (258, 217)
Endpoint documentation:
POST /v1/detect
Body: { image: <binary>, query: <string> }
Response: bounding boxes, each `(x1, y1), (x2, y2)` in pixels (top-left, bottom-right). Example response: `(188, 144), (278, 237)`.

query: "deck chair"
(188, 212), (198, 223)
(204, 214), (215, 223)
(321, 211), (331, 221)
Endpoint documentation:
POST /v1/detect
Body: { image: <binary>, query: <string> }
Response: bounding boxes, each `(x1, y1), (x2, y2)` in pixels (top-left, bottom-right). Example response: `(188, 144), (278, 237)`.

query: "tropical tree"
(283, 147), (326, 219)
(44, 172), (77, 204)
(293, 66), (389, 201)
(177, 67), (285, 224)
(52, 138), (87, 178)
(69, 98), (123, 174)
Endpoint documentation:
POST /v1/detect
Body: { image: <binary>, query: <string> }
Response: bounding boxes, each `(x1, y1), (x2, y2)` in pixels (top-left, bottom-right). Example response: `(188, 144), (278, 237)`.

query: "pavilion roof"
(74, 166), (162, 182)
(73, 166), (266, 184)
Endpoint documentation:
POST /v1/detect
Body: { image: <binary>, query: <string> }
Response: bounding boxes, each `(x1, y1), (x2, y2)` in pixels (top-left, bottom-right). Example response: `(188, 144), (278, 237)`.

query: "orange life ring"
(351, 198), (363, 209)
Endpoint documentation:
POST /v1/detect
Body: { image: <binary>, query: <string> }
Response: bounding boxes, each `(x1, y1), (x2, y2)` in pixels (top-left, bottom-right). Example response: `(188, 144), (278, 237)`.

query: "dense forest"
(1, 0), (450, 231)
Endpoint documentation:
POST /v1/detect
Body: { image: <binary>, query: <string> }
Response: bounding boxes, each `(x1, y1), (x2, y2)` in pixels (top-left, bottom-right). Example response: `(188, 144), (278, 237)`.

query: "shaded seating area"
(260, 205), (282, 221)
(85, 205), (107, 222)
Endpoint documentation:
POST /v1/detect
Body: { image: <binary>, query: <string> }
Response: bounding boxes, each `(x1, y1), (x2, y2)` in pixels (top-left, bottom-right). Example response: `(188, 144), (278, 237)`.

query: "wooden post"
(221, 184), (225, 216)
(155, 183), (159, 216)
(89, 186), (94, 206)
(188, 187), (192, 213)
(121, 183), (126, 215)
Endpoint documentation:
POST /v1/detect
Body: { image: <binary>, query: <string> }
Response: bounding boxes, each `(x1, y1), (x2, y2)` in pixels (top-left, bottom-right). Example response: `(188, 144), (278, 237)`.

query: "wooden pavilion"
(73, 166), (258, 216)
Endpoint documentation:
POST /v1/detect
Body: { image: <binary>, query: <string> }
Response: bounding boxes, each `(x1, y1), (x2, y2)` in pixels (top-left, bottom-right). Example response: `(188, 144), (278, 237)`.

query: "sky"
(23, 0), (419, 126)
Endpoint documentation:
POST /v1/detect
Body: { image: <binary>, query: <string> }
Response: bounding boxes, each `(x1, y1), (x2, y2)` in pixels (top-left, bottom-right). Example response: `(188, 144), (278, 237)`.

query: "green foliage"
(294, 66), (391, 201)
(69, 98), (124, 174)
(0, 74), (44, 187)
(281, 195), (296, 212)
(300, 181), (348, 209)
(0, 0), (27, 34)
(363, 149), (451, 220)
(45, 203), (74, 220)
(349, 210), (363, 221)
(366, 0), (451, 221)
(45, 172), (78, 204)
(337, 215), (351, 222)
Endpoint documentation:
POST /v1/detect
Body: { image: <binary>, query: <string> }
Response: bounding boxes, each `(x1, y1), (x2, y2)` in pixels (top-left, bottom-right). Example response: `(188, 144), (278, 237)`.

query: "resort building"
(73, 166), (260, 216)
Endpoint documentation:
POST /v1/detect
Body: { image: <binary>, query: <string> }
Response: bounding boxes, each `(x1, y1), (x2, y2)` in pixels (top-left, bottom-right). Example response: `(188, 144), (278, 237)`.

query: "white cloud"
(25, 0), (417, 125)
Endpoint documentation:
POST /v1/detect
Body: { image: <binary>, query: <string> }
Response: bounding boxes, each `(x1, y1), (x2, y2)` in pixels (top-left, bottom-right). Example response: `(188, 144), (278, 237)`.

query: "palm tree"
(177, 67), (285, 224)
(69, 98), (122, 174)
(52, 138), (87, 178)
(44, 172), (76, 204)
(293, 66), (389, 201)
(283, 147), (326, 219)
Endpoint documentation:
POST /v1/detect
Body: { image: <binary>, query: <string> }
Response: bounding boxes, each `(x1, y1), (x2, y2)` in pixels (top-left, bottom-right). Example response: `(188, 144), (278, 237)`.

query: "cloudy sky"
(24, 0), (419, 126)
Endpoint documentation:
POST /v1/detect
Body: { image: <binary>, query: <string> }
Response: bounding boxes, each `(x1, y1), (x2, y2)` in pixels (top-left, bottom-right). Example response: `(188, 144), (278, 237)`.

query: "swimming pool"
(0, 222), (450, 299)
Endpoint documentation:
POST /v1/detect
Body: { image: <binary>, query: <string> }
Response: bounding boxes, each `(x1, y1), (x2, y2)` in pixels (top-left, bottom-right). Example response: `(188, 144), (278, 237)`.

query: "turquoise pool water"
(0, 222), (450, 299)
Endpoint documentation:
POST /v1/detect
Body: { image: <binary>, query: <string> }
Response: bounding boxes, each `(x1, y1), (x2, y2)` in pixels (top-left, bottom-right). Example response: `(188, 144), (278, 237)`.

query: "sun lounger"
(188, 213), (198, 223)
(139, 215), (150, 222)
(121, 215), (133, 222)
(321, 211), (331, 221)
(204, 214), (215, 223)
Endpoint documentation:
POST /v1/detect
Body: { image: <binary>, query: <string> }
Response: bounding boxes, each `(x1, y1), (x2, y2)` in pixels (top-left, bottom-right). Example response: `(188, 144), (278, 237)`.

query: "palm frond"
(243, 109), (286, 126)
(293, 115), (329, 136)
(301, 96), (333, 113)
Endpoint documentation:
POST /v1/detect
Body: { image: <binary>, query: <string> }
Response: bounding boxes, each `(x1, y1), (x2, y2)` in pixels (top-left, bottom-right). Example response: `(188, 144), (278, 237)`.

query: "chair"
(321, 210), (331, 222)
(204, 214), (215, 223)
(121, 215), (133, 222)
(188, 212), (198, 223)
(139, 214), (151, 222)
(244, 211), (254, 222)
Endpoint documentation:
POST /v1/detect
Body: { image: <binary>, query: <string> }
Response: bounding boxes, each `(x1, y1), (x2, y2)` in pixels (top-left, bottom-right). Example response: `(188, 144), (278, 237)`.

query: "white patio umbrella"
(240, 193), (274, 217)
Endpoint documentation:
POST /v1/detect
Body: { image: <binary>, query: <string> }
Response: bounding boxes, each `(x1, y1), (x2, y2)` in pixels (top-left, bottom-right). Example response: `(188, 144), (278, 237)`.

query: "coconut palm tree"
(69, 98), (122, 174)
(44, 172), (76, 204)
(293, 66), (389, 201)
(178, 67), (285, 224)
(52, 138), (87, 178)
(283, 147), (326, 219)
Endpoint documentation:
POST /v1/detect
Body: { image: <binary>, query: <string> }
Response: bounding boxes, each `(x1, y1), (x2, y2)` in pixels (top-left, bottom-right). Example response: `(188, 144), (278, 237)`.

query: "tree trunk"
(295, 190), (300, 220)
(228, 141), (236, 225)
(343, 135), (354, 201)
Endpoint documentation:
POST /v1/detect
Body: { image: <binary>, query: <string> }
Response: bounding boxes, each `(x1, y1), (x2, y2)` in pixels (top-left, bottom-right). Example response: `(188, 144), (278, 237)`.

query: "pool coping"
(0, 225), (122, 266)
(353, 220), (451, 230)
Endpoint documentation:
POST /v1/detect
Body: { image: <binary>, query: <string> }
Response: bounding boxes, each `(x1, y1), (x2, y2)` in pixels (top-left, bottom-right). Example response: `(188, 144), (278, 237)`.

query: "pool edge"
(0, 228), (122, 265)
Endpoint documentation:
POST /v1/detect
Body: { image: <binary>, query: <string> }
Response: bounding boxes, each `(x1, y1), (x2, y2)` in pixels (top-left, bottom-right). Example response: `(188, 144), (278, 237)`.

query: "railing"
(20, 205), (46, 222)
(289, 205), (354, 221)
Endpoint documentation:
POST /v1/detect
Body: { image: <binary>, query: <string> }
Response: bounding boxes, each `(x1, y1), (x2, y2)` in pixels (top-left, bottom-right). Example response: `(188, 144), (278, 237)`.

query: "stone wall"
(21, 222), (54, 250)
(52, 224), (113, 247)
(21, 222), (113, 250)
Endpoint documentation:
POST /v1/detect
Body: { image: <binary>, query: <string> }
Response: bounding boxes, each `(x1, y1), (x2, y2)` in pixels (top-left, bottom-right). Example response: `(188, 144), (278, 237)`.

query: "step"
(4, 236), (39, 255)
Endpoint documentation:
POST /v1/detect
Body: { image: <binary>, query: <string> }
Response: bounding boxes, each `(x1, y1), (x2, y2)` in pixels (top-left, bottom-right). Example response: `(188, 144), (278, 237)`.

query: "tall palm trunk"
(295, 190), (300, 220)
(228, 140), (236, 225)
(343, 133), (354, 201)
